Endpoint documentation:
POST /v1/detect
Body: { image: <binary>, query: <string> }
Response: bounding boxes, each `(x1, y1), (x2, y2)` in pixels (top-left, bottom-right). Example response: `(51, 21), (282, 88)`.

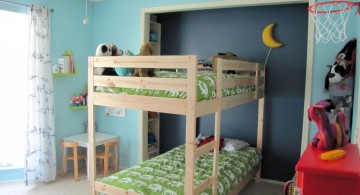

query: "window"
(0, 10), (28, 169)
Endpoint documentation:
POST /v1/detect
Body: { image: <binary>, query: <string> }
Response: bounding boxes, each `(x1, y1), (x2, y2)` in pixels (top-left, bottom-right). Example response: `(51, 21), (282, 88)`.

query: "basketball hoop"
(308, 1), (357, 44)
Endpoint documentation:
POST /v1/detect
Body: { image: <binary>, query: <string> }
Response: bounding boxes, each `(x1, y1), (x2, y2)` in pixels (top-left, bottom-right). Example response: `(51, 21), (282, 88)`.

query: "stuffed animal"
(325, 39), (356, 90)
(132, 42), (155, 77)
(110, 44), (123, 56)
(114, 49), (134, 76)
(316, 99), (335, 113)
(71, 94), (84, 106)
(308, 105), (349, 151)
(95, 43), (112, 75)
(95, 43), (123, 75)
(197, 57), (213, 72)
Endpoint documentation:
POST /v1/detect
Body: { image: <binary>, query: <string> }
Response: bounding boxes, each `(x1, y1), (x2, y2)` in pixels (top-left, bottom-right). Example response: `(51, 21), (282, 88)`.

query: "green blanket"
(100, 145), (261, 195)
(95, 71), (255, 101)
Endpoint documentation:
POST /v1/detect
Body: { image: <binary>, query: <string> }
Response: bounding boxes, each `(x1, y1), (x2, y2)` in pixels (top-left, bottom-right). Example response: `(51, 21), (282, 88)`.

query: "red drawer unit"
(295, 144), (360, 195)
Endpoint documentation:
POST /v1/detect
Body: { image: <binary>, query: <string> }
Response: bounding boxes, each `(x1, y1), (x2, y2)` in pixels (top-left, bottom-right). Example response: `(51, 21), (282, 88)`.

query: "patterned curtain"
(24, 5), (56, 185)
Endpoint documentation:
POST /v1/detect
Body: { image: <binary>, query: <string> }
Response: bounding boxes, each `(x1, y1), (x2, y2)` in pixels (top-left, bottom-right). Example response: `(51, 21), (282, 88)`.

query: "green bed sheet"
(100, 145), (261, 195)
(95, 71), (255, 102)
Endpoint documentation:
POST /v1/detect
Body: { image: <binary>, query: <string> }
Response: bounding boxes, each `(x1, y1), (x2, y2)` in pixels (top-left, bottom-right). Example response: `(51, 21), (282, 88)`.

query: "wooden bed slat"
(93, 92), (263, 117)
(95, 76), (187, 91)
(195, 99), (217, 117)
(214, 59), (262, 71)
(95, 181), (137, 195)
(221, 92), (255, 110)
(222, 77), (256, 89)
(94, 92), (187, 115)
(93, 55), (197, 69)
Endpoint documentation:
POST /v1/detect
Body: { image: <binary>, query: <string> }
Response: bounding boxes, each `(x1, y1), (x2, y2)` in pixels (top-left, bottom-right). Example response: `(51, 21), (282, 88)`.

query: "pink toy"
(308, 105), (349, 151)
(72, 94), (84, 106)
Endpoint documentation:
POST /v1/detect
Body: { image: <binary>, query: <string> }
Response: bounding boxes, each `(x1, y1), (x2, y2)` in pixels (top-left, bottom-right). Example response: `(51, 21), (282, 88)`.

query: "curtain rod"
(0, 0), (54, 12)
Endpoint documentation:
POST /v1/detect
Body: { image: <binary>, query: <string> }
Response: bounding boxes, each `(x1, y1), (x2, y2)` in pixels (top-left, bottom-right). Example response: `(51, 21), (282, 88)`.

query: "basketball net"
(308, 1), (355, 44)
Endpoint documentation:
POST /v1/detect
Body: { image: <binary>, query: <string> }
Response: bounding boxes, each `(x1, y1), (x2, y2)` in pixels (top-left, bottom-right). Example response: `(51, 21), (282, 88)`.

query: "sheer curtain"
(24, 5), (56, 185)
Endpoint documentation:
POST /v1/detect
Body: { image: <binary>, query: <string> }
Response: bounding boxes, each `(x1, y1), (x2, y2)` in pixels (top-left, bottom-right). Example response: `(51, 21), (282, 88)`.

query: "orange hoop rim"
(308, 1), (356, 14)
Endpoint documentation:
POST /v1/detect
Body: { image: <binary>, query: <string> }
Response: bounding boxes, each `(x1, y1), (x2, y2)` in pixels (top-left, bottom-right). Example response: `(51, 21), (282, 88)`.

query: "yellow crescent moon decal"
(262, 23), (283, 49)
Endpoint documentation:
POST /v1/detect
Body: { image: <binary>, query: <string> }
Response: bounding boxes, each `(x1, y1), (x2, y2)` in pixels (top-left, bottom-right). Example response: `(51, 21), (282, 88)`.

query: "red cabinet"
(296, 144), (360, 195)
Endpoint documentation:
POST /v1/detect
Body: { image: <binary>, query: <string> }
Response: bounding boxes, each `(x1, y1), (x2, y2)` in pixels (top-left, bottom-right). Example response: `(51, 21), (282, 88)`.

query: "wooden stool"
(96, 141), (118, 176)
(61, 140), (87, 181)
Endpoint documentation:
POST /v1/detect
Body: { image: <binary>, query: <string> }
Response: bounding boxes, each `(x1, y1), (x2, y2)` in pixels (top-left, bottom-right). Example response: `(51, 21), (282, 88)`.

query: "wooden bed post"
(212, 58), (223, 194)
(88, 57), (96, 195)
(255, 97), (264, 182)
(184, 56), (197, 194)
(255, 63), (265, 182)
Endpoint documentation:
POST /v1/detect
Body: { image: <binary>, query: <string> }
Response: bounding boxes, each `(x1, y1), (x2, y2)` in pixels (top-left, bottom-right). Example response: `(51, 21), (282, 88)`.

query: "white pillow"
(222, 138), (249, 152)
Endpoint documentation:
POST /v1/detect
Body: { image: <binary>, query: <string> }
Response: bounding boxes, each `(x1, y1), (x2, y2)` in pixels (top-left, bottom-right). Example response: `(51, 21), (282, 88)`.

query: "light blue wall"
(355, 11), (360, 141)
(92, 0), (218, 52)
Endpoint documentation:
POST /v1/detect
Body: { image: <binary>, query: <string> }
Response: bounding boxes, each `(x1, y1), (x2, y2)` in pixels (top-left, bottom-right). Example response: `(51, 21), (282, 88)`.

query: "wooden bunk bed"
(87, 55), (265, 194)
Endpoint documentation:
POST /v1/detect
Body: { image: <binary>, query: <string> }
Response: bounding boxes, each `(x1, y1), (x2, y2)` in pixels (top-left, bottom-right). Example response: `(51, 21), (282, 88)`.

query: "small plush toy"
(95, 43), (123, 75)
(325, 54), (350, 87)
(71, 94), (84, 106)
(114, 49), (134, 76)
(316, 99), (335, 113)
(110, 44), (124, 56)
(132, 42), (155, 77)
(308, 105), (348, 151)
(324, 39), (356, 90)
(197, 58), (213, 72)
(95, 43), (112, 75)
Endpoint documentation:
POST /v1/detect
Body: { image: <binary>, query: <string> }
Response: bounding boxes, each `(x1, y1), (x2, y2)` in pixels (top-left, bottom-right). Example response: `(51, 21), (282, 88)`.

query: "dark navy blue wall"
(158, 4), (308, 182)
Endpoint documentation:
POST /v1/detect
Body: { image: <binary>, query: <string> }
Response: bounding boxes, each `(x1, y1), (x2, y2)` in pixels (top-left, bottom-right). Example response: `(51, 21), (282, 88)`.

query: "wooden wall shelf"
(70, 105), (87, 110)
(53, 66), (77, 77)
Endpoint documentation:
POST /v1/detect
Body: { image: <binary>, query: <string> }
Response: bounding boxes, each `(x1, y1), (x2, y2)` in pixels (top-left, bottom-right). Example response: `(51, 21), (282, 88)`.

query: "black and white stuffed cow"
(325, 39), (356, 90)
(95, 43), (123, 75)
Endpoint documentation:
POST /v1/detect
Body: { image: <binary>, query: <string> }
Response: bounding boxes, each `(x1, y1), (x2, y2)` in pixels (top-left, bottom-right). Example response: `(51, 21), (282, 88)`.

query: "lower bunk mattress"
(99, 145), (261, 194)
(95, 71), (255, 102)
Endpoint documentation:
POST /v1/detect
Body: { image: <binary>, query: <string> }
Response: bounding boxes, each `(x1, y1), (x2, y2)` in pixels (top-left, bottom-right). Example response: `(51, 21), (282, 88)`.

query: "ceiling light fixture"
(83, 0), (89, 24)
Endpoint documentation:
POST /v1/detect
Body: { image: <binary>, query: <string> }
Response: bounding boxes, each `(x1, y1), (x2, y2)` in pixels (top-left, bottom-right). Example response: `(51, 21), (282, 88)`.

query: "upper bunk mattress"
(95, 71), (255, 102)
(100, 145), (261, 195)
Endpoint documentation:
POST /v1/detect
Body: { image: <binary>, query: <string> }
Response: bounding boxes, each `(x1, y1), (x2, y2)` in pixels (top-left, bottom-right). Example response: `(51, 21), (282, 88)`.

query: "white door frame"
(138, 0), (314, 162)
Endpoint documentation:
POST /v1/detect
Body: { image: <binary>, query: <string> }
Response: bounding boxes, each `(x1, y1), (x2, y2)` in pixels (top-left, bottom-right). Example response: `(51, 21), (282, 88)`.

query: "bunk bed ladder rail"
(255, 63), (265, 182)
(184, 57), (224, 194)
